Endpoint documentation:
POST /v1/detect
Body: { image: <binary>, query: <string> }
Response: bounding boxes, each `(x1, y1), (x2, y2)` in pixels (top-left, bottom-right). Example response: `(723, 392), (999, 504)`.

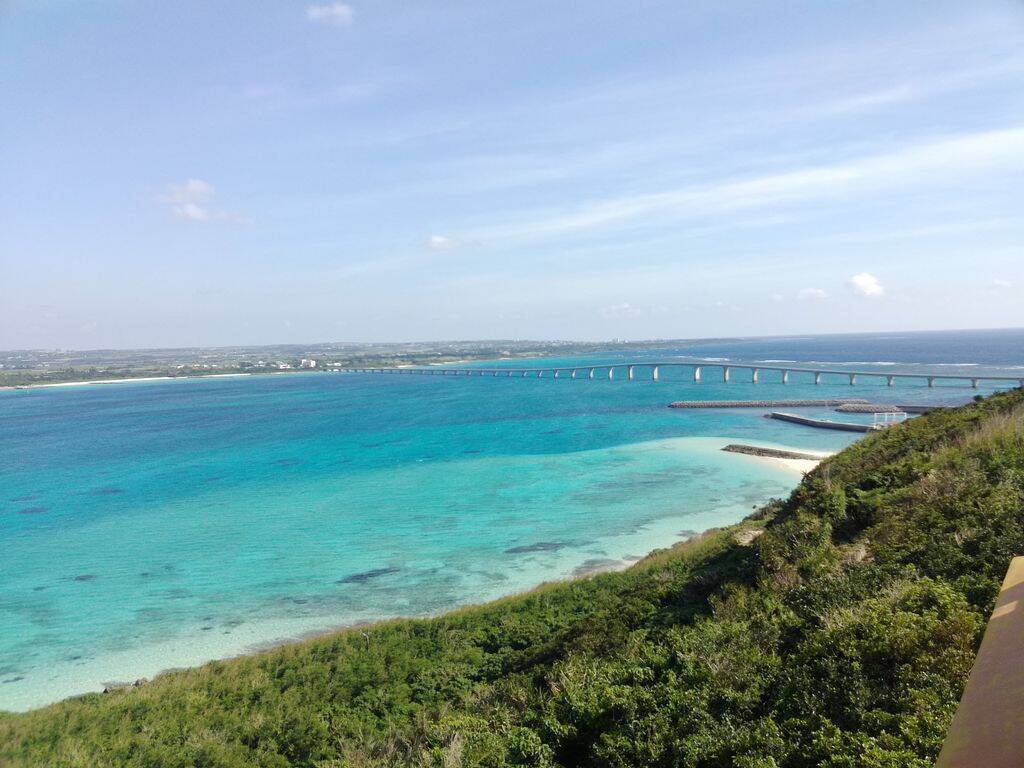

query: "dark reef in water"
(72, 574), (98, 582)
(572, 558), (623, 577)
(338, 567), (400, 584)
(17, 506), (48, 515)
(92, 487), (124, 495)
(505, 541), (565, 554)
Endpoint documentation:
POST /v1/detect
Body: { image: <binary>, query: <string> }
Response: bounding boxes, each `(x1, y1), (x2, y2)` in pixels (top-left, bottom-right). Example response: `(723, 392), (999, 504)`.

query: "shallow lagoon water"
(2, 330), (1021, 711)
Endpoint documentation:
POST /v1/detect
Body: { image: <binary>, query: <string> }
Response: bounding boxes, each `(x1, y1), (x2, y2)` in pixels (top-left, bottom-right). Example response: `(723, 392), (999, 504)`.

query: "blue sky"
(2, 1), (1023, 348)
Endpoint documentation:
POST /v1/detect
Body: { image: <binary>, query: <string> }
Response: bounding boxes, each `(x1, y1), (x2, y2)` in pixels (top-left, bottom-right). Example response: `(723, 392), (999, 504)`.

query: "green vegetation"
(3, 389), (1023, 767)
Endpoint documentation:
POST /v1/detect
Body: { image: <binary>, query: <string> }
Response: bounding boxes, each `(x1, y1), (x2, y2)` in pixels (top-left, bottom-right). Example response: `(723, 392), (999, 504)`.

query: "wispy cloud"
(798, 287), (828, 302)
(427, 235), (459, 250)
(242, 81), (378, 112)
(453, 127), (1024, 246)
(306, 3), (354, 27)
(600, 302), (642, 319)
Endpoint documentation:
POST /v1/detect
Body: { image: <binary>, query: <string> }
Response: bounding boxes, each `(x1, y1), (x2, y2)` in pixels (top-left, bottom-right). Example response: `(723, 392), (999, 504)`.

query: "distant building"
(300, 359), (317, 368)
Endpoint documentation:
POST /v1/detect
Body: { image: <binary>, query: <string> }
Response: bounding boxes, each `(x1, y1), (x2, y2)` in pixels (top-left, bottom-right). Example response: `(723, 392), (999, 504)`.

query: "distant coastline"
(1, 372), (257, 391)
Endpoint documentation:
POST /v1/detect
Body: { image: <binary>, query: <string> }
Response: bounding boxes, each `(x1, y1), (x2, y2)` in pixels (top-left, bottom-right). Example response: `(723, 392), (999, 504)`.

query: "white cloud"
(798, 287), (828, 301)
(428, 235), (458, 250)
(991, 278), (1012, 289)
(601, 302), (643, 319)
(849, 272), (885, 298)
(160, 179), (240, 223)
(306, 3), (354, 27)
(770, 293), (784, 303)
(161, 179), (216, 221)
(174, 202), (211, 222)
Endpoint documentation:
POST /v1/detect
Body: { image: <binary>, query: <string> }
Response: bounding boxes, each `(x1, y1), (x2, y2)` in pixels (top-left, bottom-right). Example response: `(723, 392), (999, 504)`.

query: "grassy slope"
(2, 389), (1023, 768)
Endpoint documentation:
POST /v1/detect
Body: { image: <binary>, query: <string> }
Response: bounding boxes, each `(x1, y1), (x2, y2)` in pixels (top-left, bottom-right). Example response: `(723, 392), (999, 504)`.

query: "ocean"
(1, 328), (1021, 711)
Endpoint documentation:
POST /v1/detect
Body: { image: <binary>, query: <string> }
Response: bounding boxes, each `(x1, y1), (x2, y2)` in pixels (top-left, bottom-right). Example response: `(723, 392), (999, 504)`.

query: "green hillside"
(3, 389), (1023, 768)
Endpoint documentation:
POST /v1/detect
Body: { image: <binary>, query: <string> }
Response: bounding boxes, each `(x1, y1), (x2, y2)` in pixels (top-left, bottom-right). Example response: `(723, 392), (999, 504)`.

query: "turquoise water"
(2, 330), (1022, 711)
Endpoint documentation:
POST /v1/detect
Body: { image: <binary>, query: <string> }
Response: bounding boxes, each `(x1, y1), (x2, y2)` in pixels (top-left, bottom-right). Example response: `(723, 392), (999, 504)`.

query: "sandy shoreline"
(1, 373), (256, 391)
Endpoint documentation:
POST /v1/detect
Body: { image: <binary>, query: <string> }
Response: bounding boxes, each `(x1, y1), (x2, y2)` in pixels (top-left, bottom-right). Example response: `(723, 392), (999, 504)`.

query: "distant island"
(0, 338), (727, 388)
(3, 386), (1020, 766)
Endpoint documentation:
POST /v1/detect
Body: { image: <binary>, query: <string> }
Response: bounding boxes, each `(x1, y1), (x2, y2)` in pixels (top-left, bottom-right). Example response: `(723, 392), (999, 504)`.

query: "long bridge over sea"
(339, 359), (1024, 389)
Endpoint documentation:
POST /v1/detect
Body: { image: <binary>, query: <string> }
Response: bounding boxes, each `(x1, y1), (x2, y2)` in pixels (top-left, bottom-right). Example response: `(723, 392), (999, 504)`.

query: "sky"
(1, 1), (1023, 349)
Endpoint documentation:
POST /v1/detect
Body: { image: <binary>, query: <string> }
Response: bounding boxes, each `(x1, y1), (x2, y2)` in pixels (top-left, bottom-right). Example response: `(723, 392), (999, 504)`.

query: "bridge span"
(339, 360), (1024, 389)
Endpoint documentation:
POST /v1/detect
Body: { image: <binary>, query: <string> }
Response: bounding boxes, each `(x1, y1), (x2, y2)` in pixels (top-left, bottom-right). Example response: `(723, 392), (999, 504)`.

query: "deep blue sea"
(1, 329), (1022, 711)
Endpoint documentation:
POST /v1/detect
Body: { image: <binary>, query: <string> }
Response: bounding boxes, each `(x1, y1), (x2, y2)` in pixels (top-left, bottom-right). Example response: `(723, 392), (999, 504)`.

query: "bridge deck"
(339, 359), (1024, 386)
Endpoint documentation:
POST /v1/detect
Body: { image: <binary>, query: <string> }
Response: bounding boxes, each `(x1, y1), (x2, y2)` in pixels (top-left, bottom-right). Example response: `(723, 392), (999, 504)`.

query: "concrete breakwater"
(767, 412), (878, 433)
(835, 403), (942, 414)
(668, 398), (869, 409)
(721, 444), (826, 460)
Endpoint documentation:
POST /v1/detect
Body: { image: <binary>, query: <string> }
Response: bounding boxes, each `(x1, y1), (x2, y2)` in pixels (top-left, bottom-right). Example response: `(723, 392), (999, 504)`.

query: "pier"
(340, 360), (1024, 389)
(668, 398), (869, 409)
(766, 412), (879, 433)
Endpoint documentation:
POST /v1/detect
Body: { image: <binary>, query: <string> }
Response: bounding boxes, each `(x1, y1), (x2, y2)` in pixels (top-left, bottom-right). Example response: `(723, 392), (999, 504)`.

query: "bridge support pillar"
(723, 367), (731, 382)
(537, 370), (543, 378)
(887, 376), (895, 386)
(928, 377), (935, 388)
(782, 370), (789, 384)
(849, 374), (857, 385)
(589, 368), (595, 380)
(628, 365), (635, 380)
(971, 378), (979, 389)
(554, 369), (560, 378)
(751, 368), (759, 383)
(571, 369), (577, 379)
(693, 366), (702, 382)
(652, 365), (659, 381)
(608, 367), (614, 380)
(814, 372), (822, 385)
(522, 370), (528, 377)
